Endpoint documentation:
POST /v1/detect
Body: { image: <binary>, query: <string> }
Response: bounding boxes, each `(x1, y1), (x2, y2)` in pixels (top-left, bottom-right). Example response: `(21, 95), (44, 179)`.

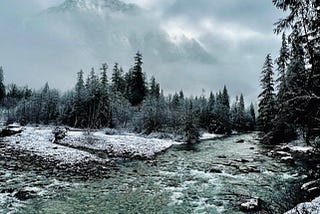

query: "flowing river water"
(0, 133), (306, 213)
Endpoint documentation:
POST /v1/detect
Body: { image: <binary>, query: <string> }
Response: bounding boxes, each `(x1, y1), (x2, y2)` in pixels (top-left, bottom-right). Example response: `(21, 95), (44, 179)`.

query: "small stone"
(236, 139), (245, 143)
(217, 155), (227, 159)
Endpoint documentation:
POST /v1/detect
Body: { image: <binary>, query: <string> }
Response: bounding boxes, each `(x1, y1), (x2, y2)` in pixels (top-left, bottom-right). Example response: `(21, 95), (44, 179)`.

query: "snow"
(289, 146), (313, 153)
(200, 133), (222, 140)
(281, 156), (294, 161)
(2, 126), (181, 162)
(302, 180), (320, 190)
(3, 127), (107, 164)
(285, 196), (320, 214)
(61, 130), (181, 159)
(276, 151), (291, 156)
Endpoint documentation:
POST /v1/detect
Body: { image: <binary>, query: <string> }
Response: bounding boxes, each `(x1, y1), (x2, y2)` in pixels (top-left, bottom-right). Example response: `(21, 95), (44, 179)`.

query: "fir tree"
(0, 67), (6, 104)
(128, 52), (147, 106)
(111, 63), (125, 94)
(258, 54), (276, 133)
(149, 76), (160, 99)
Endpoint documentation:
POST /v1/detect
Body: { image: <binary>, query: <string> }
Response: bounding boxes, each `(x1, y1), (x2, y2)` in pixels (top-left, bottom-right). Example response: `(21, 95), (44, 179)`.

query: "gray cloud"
(0, 0), (284, 105)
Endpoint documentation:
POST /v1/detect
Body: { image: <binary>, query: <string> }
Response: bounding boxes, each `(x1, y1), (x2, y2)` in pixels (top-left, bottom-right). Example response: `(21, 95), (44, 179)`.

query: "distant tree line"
(0, 52), (256, 143)
(258, 0), (320, 145)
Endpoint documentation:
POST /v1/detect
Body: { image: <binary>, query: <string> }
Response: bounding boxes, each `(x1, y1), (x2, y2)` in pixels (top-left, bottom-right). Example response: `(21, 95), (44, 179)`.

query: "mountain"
(39, 0), (215, 65)
(47, 0), (140, 14)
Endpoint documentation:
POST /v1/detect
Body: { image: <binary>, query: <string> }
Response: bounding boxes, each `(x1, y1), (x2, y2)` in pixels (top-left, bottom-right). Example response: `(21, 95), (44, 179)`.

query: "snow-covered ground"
(285, 196), (320, 214)
(2, 126), (182, 162)
(3, 126), (107, 164)
(60, 129), (182, 159)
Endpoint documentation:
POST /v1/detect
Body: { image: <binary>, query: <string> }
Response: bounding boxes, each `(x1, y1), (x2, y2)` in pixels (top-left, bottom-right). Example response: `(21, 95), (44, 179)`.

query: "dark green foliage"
(266, 0), (320, 144)
(184, 101), (200, 143)
(111, 63), (125, 94)
(0, 67), (6, 104)
(258, 54), (276, 133)
(128, 52), (147, 106)
(149, 76), (160, 99)
(1, 52), (255, 141)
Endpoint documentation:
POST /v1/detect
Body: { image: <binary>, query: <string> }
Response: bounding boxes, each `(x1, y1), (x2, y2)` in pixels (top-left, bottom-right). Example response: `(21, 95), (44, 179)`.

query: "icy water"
(1, 133), (305, 214)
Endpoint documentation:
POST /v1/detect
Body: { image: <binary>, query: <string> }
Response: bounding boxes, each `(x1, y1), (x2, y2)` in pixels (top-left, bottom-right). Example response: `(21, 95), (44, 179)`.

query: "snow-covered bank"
(285, 196), (320, 214)
(2, 126), (107, 164)
(58, 129), (182, 159)
(0, 126), (116, 179)
(1, 126), (181, 162)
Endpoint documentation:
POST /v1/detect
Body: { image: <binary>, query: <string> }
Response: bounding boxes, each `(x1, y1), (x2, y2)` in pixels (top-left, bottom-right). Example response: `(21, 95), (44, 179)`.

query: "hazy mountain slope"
(40, 0), (215, 65)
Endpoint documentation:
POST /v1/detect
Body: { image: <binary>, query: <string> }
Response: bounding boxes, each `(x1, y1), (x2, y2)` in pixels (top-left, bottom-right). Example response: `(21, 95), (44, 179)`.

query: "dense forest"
(0, 52), (256, 143)
(258, 0), (320, 146)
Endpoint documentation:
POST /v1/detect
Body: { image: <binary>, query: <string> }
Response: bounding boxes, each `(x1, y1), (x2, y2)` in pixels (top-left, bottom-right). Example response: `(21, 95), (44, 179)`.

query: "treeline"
(258, 0), (320, 145)
(0, 52), (255, 142)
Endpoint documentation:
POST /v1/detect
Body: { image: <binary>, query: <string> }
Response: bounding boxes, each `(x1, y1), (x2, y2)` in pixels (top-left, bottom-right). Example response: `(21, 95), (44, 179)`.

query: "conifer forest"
(0, 0), (319, 213)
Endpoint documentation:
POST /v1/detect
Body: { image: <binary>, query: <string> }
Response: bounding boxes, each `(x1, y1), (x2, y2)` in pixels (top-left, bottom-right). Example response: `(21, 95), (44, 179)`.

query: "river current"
(0, 133), (305, 213)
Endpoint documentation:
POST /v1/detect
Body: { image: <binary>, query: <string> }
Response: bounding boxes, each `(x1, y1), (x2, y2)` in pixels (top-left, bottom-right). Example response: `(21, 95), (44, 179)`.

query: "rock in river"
(240, 198), (261, 212)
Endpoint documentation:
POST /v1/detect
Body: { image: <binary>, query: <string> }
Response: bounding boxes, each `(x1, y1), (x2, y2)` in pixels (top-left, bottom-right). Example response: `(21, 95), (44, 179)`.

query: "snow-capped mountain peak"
(48, 0), (140, 14)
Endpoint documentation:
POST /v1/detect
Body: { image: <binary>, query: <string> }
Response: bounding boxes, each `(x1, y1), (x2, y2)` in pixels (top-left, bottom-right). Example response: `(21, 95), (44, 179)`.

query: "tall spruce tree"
(111, 63), (125, 94)
(258, 54), (276, 133)
(273, 0), (320, 143)
(0, 67), (5, 104)
(99, 63), (112, 127)
(128, 52), (147, 106)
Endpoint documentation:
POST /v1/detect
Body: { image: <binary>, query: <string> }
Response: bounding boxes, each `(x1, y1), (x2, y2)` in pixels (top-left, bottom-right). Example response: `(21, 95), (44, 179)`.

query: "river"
(0, 133), (305, 213)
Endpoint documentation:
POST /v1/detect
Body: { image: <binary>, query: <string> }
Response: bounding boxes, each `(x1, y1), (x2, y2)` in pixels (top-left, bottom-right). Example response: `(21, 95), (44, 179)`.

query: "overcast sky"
(0, 0), (284, 104)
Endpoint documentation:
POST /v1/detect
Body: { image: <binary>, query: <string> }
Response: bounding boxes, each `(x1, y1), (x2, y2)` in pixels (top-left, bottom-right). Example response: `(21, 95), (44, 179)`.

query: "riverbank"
(0, 125), (183, 179)
(264, 137), (320, 213)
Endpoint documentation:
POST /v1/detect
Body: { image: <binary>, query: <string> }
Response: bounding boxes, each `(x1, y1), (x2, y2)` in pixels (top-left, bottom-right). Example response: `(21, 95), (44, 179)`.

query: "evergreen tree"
(111, 63), (125, 94)
(149, 76), (160, 99)
(273, 0), (320, 143)
(248, 102), (256, 130)
(73, 70), (87, 127)
(184, 100), (200, 143)
(128, 52), (147, 106)
(99, 63), (112, 127)
(0, 67), (6, 104)
(258, 54), (276, 133)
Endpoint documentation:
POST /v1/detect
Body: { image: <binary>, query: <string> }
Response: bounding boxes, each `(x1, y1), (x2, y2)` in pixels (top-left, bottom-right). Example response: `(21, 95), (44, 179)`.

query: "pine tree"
(99, 63), (112, 128)
(273, 0), (320, 143)
(128, 52), (147, 106)
(184, 100), (200, 143)
(0, 67), (6, 104)
(248, 102), (256, 130)
(258, 54), (276, 133)
(238, 94), (246, 131)
(73, 70), (86, 127)
(275, 33), (289, 106)
(149, 76), (160, 99)
(111, 63), (125, 94)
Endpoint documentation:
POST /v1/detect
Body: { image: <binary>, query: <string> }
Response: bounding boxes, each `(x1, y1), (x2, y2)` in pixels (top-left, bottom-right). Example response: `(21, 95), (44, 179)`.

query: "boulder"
(301, 179), (320, 195)
(240, 198), (261, 212)
(236, 139), (245, 143)
(208, 168), (223, 173)
(0, 124), (23, 137)
(239, 166), (261, 173)
(14, 189), (37, 201)
(280, 156), (295, 165)
(52, 127), (68, 142)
